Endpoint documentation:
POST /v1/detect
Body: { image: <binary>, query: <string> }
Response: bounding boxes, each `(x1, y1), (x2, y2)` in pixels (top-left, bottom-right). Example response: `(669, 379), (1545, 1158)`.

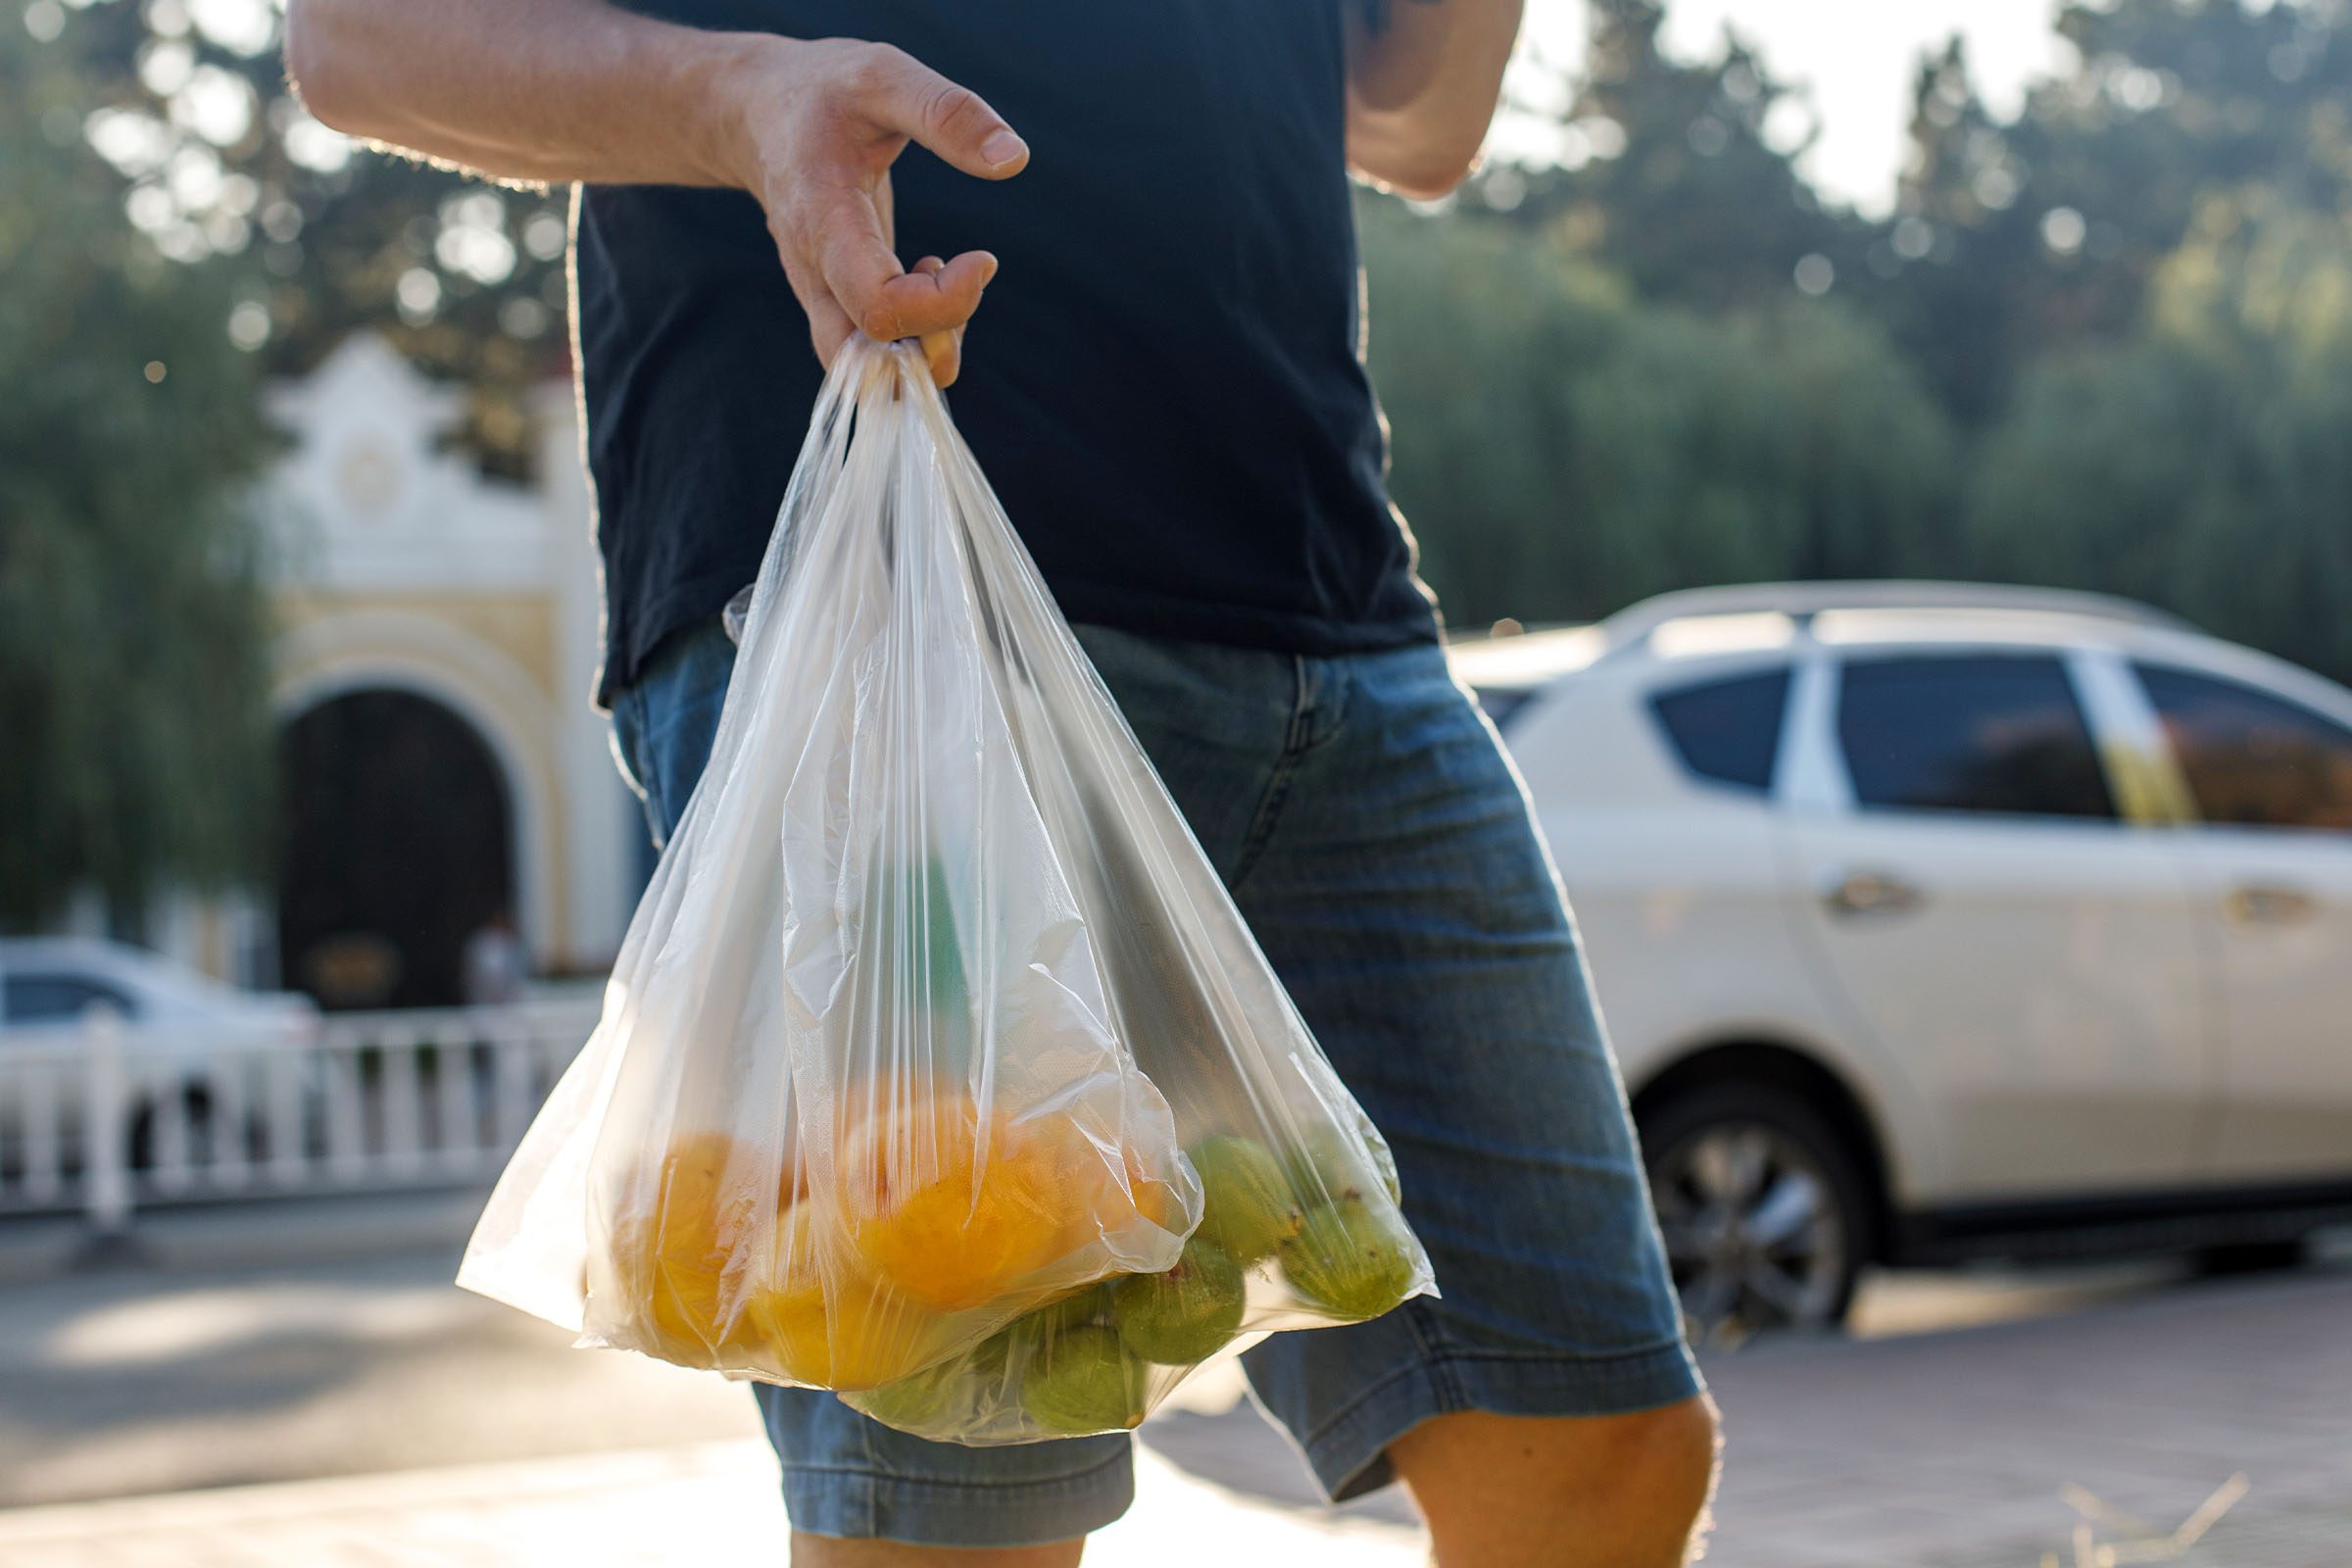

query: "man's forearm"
(1344, 0), (1524, 199)
(285, 0), (763, 188)
(287, 1), (1026, 384)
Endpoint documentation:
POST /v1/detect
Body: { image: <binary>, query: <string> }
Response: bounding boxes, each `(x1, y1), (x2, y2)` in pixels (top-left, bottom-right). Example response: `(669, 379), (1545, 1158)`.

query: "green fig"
(1112, 1238), (1247, 1364)
(1018, 1324), (1151, 1435)
(853, 1330), (1009, 1435)
(1028, 1281), (1114, 1335)
(1279, 1196), (1419, 1321)
(1187, 1134), (1302, 1263)
(1283, 1125), (1403, 1208)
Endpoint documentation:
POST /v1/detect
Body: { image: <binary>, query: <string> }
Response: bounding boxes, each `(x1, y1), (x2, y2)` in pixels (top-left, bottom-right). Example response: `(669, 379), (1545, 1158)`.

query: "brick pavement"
(1, 1263), (2344, 1566)
(1696, 1268), (2352, 1568)
(0, 1439), (1423, 1568)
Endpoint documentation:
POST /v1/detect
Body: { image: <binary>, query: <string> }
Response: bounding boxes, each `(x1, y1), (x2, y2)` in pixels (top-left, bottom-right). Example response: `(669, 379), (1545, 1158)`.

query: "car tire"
(1638, 1080), (1876, 1347)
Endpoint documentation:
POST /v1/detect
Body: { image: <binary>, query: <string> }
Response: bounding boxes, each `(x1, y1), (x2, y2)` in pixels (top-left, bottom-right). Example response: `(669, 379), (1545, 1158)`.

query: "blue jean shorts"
(609, 616), (1700, 1547)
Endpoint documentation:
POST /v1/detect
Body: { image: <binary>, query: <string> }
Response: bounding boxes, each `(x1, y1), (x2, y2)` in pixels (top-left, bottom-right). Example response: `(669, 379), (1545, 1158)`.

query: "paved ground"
(0, 1199), (2346, 1565)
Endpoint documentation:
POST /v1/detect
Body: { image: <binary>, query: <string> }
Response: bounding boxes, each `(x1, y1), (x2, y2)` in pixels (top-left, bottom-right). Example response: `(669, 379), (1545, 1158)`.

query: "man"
(286, 4), (1720, 1563)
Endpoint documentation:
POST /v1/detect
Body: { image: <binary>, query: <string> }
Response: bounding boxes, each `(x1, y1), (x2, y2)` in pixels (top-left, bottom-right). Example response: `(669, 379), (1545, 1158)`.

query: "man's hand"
(709, 38), (1028, 386)
(284, 1), (1024, 386)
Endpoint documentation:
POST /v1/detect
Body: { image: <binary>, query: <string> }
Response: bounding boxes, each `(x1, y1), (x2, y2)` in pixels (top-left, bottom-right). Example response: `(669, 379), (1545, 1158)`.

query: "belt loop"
(1286, 654), (1315, 754)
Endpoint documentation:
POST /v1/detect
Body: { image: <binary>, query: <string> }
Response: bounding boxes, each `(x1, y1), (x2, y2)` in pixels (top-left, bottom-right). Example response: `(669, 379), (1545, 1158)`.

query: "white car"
(1451, 582), (2352, 1338)
(0, 937), (318, 1169)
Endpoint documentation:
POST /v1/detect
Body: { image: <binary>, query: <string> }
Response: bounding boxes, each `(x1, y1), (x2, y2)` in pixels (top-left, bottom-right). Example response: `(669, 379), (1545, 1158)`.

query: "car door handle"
(2225, 884), (2318, 925)
(1819, 867), (1925, 918)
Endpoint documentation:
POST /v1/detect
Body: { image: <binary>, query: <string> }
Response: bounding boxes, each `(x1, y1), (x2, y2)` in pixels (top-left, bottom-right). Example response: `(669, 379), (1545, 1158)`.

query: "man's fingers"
(809, 186), (915, 342)
(778, 243), (858, 368)
(870, 249), (993, 351)
(921, 324), (965, 388)
(909, 256), (960, 387)
(816, 184), (994, 343)
(858, 49), (1028, 180)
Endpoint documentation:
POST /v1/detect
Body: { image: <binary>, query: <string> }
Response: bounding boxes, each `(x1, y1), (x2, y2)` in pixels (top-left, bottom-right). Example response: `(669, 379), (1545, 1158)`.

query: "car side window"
(2134, 663), (2352, 831)
(2, 974), (135, 1024)
(1837, 654), (2117, 821)
(1649, 667), (1791, 793)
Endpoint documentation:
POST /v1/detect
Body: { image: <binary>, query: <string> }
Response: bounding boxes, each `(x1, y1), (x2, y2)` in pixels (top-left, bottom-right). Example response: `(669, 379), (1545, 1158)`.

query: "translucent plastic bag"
(459, 337), (1435, 1444)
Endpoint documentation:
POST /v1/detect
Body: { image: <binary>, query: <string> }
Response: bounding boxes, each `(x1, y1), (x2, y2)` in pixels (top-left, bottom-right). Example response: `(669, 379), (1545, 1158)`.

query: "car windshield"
(3, 973), (137, 1024)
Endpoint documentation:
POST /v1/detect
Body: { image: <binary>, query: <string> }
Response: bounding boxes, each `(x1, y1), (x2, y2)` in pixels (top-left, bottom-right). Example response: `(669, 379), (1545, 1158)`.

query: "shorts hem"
(1307, 1337), (1705, 1504)
(777, 1445), (1137, 1547)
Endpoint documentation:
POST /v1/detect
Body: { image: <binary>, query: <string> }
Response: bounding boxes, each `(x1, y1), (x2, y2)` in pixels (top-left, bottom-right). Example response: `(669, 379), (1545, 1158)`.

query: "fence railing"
(0, 999), (599, 1231)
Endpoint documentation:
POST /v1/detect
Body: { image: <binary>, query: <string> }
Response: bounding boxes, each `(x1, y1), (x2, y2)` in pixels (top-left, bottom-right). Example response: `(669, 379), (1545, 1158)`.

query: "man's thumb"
(870, 54), (1028, 179)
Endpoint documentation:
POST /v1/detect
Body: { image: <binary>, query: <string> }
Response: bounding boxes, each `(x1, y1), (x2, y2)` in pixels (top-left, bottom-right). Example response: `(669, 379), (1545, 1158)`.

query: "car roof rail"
(1592, 580), (2193, 653)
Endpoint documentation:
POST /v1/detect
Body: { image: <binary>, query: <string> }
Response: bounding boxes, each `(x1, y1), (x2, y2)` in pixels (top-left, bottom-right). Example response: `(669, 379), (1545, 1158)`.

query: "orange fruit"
(834, 1088), (1075, 1311)
(608, 1130), (761, 1365)
(746, 1202), (949, 1390)
(1114, 1141), (1188, 1233)
(1050, 1130), (1188, 1252)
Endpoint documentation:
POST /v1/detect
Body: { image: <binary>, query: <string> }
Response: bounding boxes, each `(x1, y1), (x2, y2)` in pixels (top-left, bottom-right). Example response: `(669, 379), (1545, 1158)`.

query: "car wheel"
(1639, 1081), (1874, 1348)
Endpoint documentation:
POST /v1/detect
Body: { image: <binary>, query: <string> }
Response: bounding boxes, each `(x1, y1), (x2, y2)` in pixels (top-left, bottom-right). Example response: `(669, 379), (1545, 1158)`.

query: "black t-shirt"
(577, 1), (1439, 704)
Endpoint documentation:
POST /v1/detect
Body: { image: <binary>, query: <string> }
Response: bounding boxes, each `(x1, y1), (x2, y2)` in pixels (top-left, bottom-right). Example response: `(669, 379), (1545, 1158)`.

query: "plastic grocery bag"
(458, 336), (1435, 1444)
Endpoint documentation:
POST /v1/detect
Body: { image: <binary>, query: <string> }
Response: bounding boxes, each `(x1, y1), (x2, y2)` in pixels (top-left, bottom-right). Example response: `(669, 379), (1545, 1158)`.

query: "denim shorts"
(609, 616), (1701, 1547)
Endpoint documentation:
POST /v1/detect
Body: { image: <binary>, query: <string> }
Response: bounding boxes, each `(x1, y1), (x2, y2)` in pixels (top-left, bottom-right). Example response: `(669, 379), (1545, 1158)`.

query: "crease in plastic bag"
(459, 337), (1435, 1445)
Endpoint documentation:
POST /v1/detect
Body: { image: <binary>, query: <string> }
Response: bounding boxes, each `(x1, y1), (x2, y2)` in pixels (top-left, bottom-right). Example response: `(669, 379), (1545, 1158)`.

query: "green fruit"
(1112, 1239), (1247, 1364)
(1018, 1324), (1150, 1435)
(1279, 1196), (1418, 1321)
(1188, 1135), (1302, 1263)
(854, 1331), (1009, 1435)
(1284, 1126), (1403, 1208)
(1028, 1281), (1114, 1335)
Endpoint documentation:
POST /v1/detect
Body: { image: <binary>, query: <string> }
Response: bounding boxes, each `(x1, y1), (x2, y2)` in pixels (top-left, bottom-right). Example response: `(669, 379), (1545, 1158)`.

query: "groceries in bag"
(458, 338), (1435, 1443)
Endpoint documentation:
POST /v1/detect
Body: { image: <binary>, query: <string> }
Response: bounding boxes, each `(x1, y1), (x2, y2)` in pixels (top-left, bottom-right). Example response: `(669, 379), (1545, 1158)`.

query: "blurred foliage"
(1402, 0), (2352, 689)
(1471, 0), (1881, 314)
(1964, 195), (2352, 684)
(1361, 201), (1955, 632)
(14, 0), (2352, 790)
(1890, 0), (2352, 422)
(0, 30), (274, 930)
(51, 0), (568, 477)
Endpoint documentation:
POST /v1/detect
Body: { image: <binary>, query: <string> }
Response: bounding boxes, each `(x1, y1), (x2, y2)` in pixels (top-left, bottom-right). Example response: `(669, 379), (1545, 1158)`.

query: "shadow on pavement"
(1141, 1403), (1420, 1528)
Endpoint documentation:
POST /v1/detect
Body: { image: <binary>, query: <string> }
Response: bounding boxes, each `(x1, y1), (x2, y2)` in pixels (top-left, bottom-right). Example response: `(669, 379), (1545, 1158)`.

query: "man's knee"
(1392, 1397), (1721, 1567)
(1615, 1396), (1721, 1518)
(789, 1532), (1085, 1568)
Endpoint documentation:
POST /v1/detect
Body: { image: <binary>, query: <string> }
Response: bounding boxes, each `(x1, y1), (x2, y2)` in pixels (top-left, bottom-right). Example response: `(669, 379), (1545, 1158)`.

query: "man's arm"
(284, 0), (1029, 383)
(1344, 0), (1524, 200)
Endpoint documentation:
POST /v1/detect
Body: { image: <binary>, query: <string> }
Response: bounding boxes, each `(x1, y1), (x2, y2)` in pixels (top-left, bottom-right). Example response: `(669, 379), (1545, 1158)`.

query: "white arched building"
(247, 334), (643, 1003)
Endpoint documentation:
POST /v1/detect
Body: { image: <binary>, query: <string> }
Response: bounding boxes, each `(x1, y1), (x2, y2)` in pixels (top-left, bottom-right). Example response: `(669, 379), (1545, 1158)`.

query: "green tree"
(0, 35), (275, 930)
(60, 0), (567, 475)
(1888, 0), (2352, 422)
(1963, 196), (2352, 684)
(1474, 0), (1874, 314)
(1360, 199), (1957, 631)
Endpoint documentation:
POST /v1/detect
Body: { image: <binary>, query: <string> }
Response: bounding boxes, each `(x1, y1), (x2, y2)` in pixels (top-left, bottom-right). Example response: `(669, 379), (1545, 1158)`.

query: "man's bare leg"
(1389, 1397), (1721, 1568)
(790, 1534), (1084, 1567)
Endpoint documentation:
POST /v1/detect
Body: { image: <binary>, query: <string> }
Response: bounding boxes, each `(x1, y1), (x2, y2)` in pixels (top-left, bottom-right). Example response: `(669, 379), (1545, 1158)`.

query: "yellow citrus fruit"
(746, 1203), (948, 1390)
(1052, 1131), (1187, 1252)
(608, 1129), (760, 1365)
(834, 1089), (1077, 1311)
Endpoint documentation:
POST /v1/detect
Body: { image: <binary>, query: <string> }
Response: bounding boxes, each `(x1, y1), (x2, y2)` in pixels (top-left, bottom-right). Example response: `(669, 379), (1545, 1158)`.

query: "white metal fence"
(0, 1000), (598, 1232)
